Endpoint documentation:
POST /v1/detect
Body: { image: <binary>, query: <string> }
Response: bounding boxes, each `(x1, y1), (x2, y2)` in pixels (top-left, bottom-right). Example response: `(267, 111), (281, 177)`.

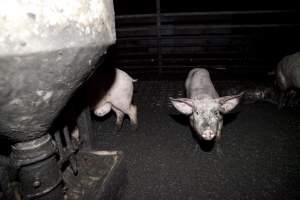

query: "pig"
(275, 52), (300, 108)
(89, 68), (138, 130)
(170, 68), (244, 141)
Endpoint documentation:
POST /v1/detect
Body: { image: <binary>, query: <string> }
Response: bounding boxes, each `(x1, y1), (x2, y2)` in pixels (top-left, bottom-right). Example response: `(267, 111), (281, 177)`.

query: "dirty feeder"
(0, 0), (125, 199)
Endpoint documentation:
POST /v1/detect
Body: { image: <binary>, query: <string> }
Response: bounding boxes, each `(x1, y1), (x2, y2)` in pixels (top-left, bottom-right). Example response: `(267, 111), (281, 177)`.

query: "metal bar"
(54, 131), (63, 159)
(0, 155), (10, 167)
(117, 24), (300, 32)
(156, 0), (162, 76)
(161, 24), (300, 28)
(116, 13), (156, 19)
(62, 127), (78, 174)
(77, 106), (95, 150)
(115, 10), (300, 19)
(63, 127), (71, 149)
(161, 10), (300, 17)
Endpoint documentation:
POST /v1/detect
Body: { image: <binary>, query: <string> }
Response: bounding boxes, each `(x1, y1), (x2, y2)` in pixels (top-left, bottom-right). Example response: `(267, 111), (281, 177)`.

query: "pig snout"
(201, 129), (215, 141)
(94, 103), (112, 117)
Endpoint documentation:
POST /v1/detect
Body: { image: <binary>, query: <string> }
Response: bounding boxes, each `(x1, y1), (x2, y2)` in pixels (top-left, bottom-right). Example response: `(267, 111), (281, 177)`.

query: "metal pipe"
(117, 24), (300, 33)
(10, 134), (63, 200)
(161, 10), (300, 17)
(115, 10), (300, 19)
(0, 155), (10, 167)
(156, 0), (162, 75)
(77, 106), (95, 150)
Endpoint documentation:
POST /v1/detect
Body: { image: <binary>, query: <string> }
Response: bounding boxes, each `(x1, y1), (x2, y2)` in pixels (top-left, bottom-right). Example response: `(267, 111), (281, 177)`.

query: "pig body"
(276, 52), (300, 91)
(90, 68), (137, 130)
(185, 68), (219, 99)
(170, 68), (243, 141)
(276, 52), (300, 107)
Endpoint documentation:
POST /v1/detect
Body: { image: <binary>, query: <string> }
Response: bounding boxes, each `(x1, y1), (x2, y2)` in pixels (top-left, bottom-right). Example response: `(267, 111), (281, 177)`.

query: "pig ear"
(169, 97), (193, 115)
(217, 92), (244, 114)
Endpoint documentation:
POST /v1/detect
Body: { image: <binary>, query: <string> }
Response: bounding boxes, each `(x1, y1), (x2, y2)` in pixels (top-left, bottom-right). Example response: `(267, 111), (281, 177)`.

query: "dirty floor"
(93, 81), (300, 200)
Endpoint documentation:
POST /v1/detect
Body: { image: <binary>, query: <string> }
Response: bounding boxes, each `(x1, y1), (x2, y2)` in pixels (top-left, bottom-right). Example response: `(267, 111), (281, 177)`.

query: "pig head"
(170, 68), (243, 141)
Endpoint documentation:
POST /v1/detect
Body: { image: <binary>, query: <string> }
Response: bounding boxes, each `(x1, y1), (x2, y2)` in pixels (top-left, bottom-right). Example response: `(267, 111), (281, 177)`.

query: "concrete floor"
(94, 81), (300, 200)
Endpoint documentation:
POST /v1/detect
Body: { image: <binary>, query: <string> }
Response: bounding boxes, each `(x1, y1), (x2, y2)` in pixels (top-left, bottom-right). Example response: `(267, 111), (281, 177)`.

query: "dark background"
(108, 0), (300, 80)
(114, 0), (299, 14)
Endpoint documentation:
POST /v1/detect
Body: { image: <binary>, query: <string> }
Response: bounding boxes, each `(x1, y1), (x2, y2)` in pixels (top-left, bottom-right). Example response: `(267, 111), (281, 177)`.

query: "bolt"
(33, 179), (41, 188)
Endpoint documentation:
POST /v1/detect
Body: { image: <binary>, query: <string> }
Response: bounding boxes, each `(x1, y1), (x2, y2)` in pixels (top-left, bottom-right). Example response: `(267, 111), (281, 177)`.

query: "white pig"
(89, 68), (137, 130)
(170, 68), (243, 141)
(275, 52), (300, 107)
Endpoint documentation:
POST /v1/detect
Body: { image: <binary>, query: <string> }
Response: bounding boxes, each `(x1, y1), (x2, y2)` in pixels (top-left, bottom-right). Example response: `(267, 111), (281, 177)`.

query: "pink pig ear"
(217, 92), (244, 114)
(169, 97), (193, 115)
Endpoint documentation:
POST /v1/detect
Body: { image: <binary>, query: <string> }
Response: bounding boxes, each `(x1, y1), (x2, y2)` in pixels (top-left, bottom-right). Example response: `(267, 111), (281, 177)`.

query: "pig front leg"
(286, 90), (297, 107)
(278, 91), (289, 108)
(216, 119), (223, 140)
(112, 107), (125, 131)
(128, 105), (138, 130)
(112, 104), (137, 131)
(216, 119), (223, 156)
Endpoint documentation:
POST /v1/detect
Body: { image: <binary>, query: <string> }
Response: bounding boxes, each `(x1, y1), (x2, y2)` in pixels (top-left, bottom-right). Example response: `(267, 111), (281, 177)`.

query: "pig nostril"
(202, 130), (215, 140)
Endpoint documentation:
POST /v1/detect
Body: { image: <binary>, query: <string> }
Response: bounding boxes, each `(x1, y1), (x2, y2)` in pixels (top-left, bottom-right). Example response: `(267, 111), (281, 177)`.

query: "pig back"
(88, 68), (134, 109)
(108, 68), (134, 99)
(185, 68), (219, 99)
(277, 52), (300, 89)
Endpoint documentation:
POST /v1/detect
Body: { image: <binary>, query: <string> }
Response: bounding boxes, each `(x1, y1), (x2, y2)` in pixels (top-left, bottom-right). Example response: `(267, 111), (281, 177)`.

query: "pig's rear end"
(91, 68), (138, 129)
(276, 52), (300, 90)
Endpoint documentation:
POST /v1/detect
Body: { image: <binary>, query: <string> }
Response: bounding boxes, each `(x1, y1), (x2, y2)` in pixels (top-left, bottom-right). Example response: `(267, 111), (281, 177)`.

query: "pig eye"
(195, 111), (199, 115)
